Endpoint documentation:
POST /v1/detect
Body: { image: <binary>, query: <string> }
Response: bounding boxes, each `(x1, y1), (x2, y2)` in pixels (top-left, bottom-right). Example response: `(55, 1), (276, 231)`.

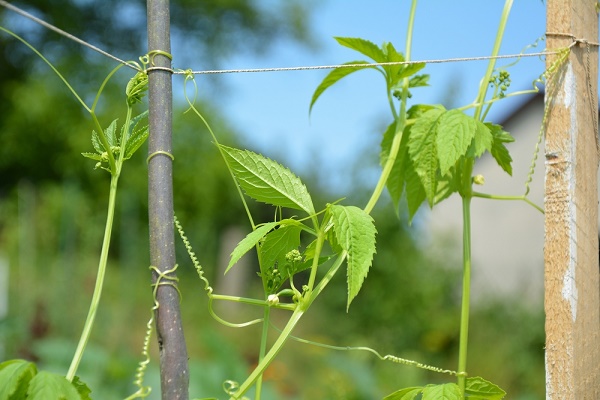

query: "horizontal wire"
(2, 0), (596, 78)
(176, 51), (559, 75)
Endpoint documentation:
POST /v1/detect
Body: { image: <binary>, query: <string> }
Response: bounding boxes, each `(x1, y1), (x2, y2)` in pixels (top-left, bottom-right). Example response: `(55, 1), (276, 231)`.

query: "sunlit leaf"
(421, 383), (461, 400)
(309, 61), (375, 114)
(104, 118), (118, 148)
(436, 110), (476, 176)
(466, 120), (493, 159)
(487, 123), (514, 175)
(226, 222), (279, 273)
(465, 376), (506, 399)
(27, 371), (82, 400)
(383, 386), (423, 400)
(330, 204), (377, 310)
(404, 159), (426, 222)
(219, 145), (315, 215)
(0, 359), (37, 400)
(408, 108), (444, 205)
(334, 37), (387, 63)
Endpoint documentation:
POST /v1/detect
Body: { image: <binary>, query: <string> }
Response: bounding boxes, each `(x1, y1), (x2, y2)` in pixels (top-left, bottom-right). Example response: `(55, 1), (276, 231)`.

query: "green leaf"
(383, 386), (423, 400)
(90, 130), (104, 154)
(226, 222), (279, 273)
(259, 221), (302, 277)
(465, 376), (506, 399)
(329, 204), (377, 310)
(71, 376), (92, 400)
(380, 122), (410, 211)
(219, 145), (315, 215)
(334, 37), (387, 63)
(0, 359), (37, 400)
(409, 74), (430, 88)
(309, 61), (374, 114)
(408, 108), (444, 205)
(404, 159), (426, 222)
(81, 152), (103, 161)
(487, 123), (514, 175)
(27, 371), (82, 400)
(421, 383), (462, 400)
(123, 111), (149, 159)
(104, 118), (118, 148)
(436, 110), (476, 176)
(467, 120), (493, 159)
(435, 167), (461, 205)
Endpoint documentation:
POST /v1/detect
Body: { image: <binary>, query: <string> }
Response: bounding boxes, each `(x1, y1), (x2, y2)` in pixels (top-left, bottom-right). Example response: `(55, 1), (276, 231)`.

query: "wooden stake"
(147, 0), (189, 398)
(545, 1), (599, 398)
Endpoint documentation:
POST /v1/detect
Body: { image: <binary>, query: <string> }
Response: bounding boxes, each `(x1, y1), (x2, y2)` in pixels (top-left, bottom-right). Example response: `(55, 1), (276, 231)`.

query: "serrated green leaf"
(260, 221), (302, 278)
(124, 125), (149, 159)
(467, 120), (493, 159)
(465, 376), (506, 399)
(81, 152), (103, 161)
(436, 110), (476, 176)
(409, 74), (430, 88)
(408, 108), (444, 206)
(0, 359), (37, 400)
(226, 222), (279, 273)
(381, 42), (405, 88)
(309, 61), (374, 114)
(329, 205), (377, 310)
(487, 123), (514, 175)
(71, 376), (92, 400)
(422, 383), (461, 400)
(27, 371), (82, 400)
(219, 145), (315, 215)
(104, 119), (118, 148)
(334, 37), (387, 63)
(383, 386), (423, 400)
(123, 111), (149, 158)
(90, 130), (104, 154)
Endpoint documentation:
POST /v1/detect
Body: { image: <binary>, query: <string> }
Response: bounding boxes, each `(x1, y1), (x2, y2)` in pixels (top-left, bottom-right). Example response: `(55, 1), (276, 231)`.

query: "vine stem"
(364, 0), (418, 214)
(457, 1), (513, 396)
(457, 193), (472, 394)
(66, 174), (119, 381)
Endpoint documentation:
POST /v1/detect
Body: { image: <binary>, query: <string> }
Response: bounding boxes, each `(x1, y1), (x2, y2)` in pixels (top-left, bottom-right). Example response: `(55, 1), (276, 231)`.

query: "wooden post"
(545, 1), (599, 399)
(147, 0), (189, 398)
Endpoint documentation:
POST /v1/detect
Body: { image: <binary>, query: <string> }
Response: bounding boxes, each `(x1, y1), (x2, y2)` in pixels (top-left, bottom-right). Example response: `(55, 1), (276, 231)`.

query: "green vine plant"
(0, 0), (574, 399)
(170, 1), (572, 399)
(0, 27), (150, 400)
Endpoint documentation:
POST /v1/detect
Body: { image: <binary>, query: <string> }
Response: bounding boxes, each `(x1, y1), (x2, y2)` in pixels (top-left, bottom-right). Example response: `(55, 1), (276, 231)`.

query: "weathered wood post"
(147, 0), (189, 398)
(545, 1), (599, 398)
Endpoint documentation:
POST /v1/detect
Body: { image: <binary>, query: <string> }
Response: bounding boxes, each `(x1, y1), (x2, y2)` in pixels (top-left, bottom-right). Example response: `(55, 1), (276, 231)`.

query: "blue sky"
(201, 1), (550, 192)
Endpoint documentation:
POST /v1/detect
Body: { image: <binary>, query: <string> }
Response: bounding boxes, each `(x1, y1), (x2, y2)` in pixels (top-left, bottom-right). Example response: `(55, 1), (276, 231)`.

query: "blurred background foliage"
(0, 1), (543, 399)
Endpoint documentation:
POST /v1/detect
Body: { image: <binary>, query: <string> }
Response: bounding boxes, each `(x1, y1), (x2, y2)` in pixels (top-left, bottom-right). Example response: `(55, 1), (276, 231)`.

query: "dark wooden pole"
(147, 0), (189, 398)
(545, 1), (599, 398)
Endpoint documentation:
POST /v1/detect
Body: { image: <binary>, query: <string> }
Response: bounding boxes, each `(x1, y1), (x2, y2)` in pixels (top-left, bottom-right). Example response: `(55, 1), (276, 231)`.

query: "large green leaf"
(383, 386), (423, 400)
(329, 204), (377, 310)
(226, 222), (279, 273)
(421, 383), (461, 400)
(465, 376), (506, 399)
(436, 110), (476, 176)
(219, 145), (315, 215)
(27, 371), (82, 400)
(334, 37), (387, 63)
(0, 359), (37, 400)
(408, 108), (444, 205)
(466, 120), (493, 159)
(309, 61), (375, 114)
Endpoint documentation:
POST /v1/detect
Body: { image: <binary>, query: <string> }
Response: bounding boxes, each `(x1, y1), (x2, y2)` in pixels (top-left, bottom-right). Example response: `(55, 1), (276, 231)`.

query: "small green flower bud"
(267, 294), (279, 306)
(473, 174), (485, 185)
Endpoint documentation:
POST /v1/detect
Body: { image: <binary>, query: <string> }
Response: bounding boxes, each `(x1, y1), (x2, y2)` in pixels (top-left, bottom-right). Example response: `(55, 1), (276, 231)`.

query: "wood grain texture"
(545, 1), (599, 399)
